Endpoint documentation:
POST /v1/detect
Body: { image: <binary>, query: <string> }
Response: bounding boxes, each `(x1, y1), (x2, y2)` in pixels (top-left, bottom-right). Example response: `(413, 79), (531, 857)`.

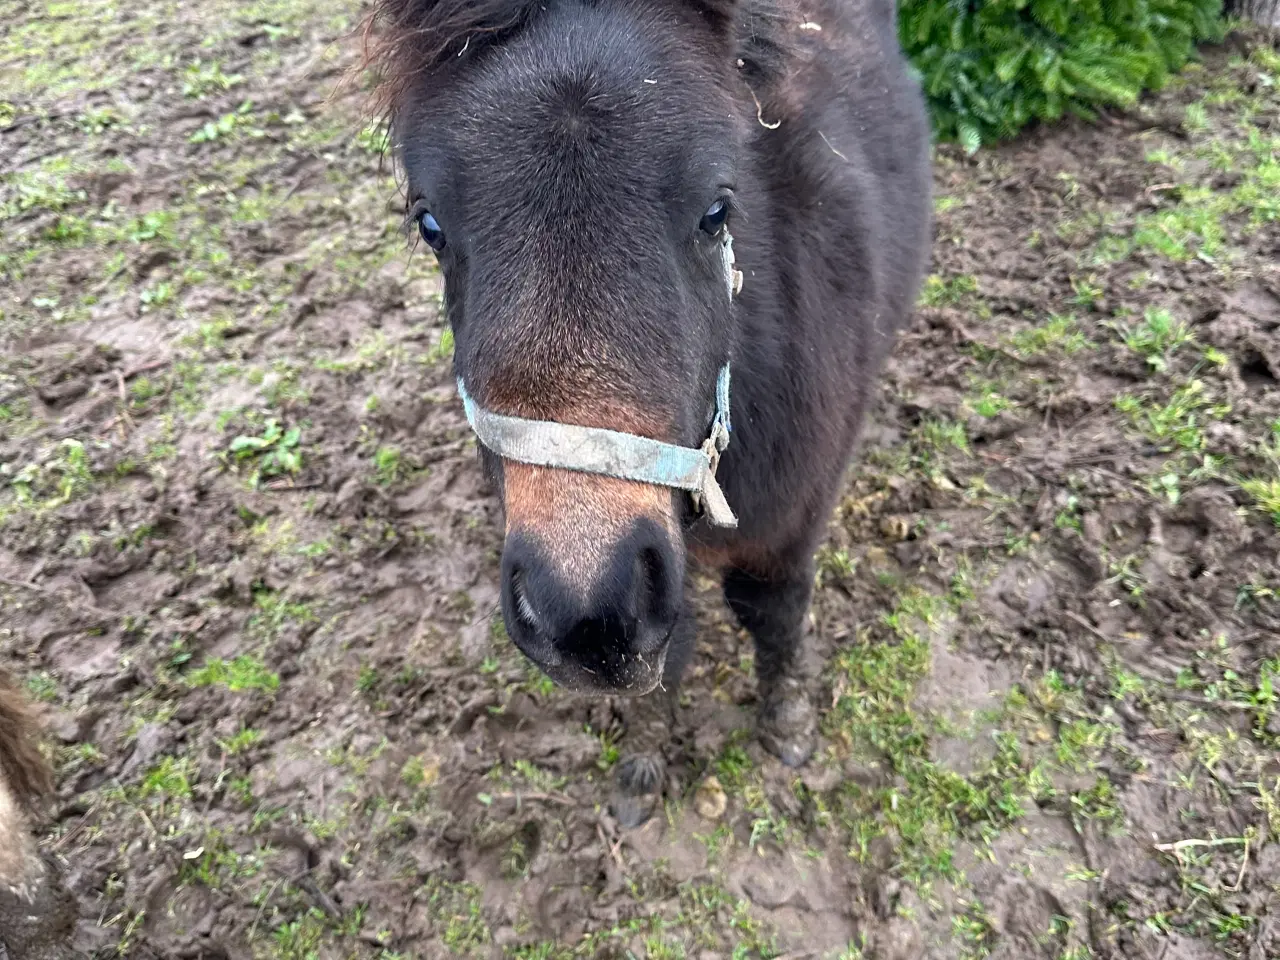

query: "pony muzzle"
(497, 475), (683, 694)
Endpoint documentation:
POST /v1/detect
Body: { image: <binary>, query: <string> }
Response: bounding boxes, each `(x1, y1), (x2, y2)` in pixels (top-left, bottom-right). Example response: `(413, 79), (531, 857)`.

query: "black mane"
(361, 0), (796, 115)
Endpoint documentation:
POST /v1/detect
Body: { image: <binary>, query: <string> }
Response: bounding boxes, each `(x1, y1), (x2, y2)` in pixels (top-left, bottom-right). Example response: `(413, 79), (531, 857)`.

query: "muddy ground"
(3, 3), (1280, 958)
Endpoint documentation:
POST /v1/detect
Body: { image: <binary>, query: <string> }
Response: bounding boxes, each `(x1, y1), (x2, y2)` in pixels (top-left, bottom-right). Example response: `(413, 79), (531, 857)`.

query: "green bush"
(900, 0), (1228, 150)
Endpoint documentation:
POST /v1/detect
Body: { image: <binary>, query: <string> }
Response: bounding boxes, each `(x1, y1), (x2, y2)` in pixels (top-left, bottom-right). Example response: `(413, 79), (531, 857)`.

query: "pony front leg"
(724, 561), (818, 768)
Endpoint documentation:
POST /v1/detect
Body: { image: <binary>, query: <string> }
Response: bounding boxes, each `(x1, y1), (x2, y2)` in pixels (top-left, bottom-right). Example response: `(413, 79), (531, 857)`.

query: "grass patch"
(421, 877), (490, 956)
(1241, 477), (1280, 527)
(139, 755), (194, 801)
(188, 654), (279, 694)
(965, 378), (1013, 418)
(5, 438), (96, 510)
(1005, 313), (1092, 358)
(426, 327), (454, 364)
(270, 908), (329, 960)
(1239, 423), (1280, 527)
(1115, 379), (1229, 454)
(1113, 307), (1194, 372)
(372, 445), (402, 486)
(181, 58), (244, 98)
(189, 102), (261, 144)
(826, 589), (1028, 883)
(216, 727), (263, 755)
(224, 419), (302, 487)
(919, 272), (979, 307)
(24, 671), (59, 702)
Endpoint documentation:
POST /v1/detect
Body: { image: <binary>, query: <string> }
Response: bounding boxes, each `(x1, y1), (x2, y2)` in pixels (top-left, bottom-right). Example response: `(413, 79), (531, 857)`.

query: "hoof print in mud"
(610, 753), (665, 828)
(757, 680), (818, 769)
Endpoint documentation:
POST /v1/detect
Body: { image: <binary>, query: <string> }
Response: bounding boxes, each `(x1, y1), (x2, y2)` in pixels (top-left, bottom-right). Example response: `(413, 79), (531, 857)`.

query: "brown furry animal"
(361, 0), (931, 826)
(0, 669), (81, 960)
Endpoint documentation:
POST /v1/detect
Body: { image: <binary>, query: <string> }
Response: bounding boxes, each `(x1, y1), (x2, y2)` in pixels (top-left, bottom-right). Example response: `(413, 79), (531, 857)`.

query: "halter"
(455, 231), (744, 528)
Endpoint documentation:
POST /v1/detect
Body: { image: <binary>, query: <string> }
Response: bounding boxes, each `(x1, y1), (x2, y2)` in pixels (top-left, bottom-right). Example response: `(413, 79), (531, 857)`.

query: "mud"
(2, 4), (1279, 959)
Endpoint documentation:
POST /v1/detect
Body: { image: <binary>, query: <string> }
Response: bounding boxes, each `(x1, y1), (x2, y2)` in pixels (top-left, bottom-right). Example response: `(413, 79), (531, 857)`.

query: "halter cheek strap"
(454, 230), (743, 529)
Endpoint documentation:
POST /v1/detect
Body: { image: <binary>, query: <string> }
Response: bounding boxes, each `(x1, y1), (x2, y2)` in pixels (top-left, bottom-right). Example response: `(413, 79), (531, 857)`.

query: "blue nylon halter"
(456, 363), (736, 528)
(453, 231), (743, 528)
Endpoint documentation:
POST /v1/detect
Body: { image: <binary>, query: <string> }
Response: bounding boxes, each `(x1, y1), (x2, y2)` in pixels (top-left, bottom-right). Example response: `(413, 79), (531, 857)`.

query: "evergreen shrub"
(899, 0), (1228, 150)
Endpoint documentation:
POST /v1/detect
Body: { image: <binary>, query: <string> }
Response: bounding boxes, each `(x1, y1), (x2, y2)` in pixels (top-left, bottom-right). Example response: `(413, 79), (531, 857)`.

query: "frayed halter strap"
(454, 231), (745, 529)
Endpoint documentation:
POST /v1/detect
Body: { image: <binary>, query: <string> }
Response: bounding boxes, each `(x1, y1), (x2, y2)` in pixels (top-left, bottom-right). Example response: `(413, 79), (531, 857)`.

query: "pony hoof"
(758, 685), (816, 768)
(610, 753), (664, 828)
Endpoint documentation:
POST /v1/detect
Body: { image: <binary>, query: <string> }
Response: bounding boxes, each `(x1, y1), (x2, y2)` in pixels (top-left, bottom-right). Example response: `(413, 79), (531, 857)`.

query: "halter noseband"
(455, 231), (744, 529)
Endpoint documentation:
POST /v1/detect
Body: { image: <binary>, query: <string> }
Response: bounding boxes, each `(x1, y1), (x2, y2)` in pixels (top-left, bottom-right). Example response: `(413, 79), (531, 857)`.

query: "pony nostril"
(510, 568), (543, 634)
(629, 546), (673, 655)
(630, 554), (651, 626)
(634, 548), (665, 623)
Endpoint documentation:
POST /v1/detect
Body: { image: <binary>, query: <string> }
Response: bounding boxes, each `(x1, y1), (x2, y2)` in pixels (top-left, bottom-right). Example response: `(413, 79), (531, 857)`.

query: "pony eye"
(417, 210), (446, 251)
(699, 198), (729, 235)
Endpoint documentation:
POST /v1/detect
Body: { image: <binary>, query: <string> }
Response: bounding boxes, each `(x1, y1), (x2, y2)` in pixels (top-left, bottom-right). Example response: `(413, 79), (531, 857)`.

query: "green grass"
(919, 272), (979, 307)
(24, 671), (59, 702)
(249, 589), (316, 636)
(189, 102), (262, 144)
(139, 756), (194, 801)
(952, 901), (996, 960)
(1068, 275), (1104, 309)
(1005, 314), (1093, 358)
(224, 419), (302, 486)
(124, 210), (177, 244)
(355, 121), (390, 155)
(270, 909), (329, 960)
(401, 754), (440, 788)
(1054, 718), (1111, 771)
(216, 728), (263, 755)
(1131, 188), (1232, 261)
(422, 877), (490, 956)
(5, 437), (96, 510)
(1114, 379), (1229, 454)
(826, 589), (1030, 883)
(357, 663), (379, 695)
(816, 544), (858, 583)
(0, 164), (87, 220)
(373, 445), (403, 486)
(1094, 110), (1280, 267)
(1239, 425), (1280, 527)
(917, 418), (970, 456)
(181, 58), (245, 98)
(1113, 307), (1194, 372)
(1241, 477), (1280, 527)
(188, 654), (280, 694)
(426, 327), (454, 364)
(1054, 495), (1083, 532)
(966, 378), (1013, 418)
(713, 738), (754, 793)
(178, 831), (264, 889)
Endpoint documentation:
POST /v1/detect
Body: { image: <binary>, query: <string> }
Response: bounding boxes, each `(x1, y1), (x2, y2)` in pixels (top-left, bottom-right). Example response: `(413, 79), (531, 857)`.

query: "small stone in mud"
(879, 515), (911, 541)
(693, 775), (727, 820)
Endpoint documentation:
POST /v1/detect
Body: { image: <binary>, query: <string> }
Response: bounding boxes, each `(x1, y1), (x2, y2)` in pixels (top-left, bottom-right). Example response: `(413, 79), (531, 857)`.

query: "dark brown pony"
(363, 0), (931, 824)
(1, 669), (81, 959)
